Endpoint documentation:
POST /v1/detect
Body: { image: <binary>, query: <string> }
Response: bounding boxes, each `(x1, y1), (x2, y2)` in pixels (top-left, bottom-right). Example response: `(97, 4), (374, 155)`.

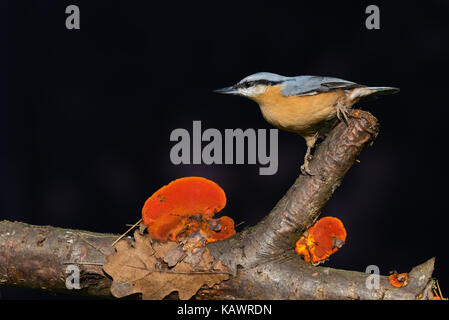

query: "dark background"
(1, 0), (448, 299)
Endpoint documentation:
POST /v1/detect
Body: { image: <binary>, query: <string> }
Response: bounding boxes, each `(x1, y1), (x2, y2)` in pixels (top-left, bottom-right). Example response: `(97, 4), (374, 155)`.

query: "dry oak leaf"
(103, 230), (229, 300)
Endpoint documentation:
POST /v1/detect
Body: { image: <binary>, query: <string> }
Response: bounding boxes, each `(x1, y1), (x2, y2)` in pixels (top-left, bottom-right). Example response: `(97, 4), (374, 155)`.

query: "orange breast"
(252, 86), (348, 136)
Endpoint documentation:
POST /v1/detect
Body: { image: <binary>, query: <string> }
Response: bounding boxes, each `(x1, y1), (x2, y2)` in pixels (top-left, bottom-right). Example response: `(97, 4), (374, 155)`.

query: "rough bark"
(0, 220), (435, 300)
(0, 110), (436, 299)
(0, 220), (115, 297)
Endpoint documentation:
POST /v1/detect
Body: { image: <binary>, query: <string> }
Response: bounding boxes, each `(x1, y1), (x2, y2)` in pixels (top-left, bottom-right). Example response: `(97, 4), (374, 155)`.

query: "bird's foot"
(336, 101), (350, 125)
(300, 164), (314, 176)
(300, 155), (314, 176)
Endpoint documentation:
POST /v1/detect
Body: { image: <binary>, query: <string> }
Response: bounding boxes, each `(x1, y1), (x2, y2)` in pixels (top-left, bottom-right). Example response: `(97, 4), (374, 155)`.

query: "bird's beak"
(213, 85), (239, 95)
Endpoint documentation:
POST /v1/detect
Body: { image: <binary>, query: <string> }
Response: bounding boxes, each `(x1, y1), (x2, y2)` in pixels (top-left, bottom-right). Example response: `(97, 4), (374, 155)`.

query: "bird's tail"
(349, 86), (400, 102)
(367, 86), (400, 95)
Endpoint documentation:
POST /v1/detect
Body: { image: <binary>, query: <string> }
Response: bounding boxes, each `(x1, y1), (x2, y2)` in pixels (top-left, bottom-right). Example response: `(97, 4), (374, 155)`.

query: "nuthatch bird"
(215, 72), (399, 174)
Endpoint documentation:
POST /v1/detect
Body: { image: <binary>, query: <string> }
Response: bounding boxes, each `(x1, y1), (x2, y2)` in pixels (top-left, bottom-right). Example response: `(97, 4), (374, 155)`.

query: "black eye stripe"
(236, 80), (282, 89)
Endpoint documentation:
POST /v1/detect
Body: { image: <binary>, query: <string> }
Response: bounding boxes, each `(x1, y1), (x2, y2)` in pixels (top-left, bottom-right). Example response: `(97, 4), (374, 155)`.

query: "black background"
(1, 0), (448, 299)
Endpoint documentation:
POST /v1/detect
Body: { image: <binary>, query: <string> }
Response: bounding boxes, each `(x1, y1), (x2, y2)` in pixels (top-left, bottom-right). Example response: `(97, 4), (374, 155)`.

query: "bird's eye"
(238, 81), (257, 89)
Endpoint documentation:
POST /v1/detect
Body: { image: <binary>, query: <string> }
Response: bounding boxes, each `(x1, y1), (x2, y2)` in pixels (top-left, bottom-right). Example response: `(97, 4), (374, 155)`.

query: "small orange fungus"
(295, 216), (347, 265)
(388, 272), (409, 288)
(432, 296), (447, 300)
(432, 280), (447, 300)
(204, 216), (236, 243)
(142, 177), (235, 243)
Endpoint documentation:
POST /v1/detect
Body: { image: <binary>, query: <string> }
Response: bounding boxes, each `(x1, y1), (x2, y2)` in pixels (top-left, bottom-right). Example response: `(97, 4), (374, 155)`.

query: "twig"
(76, 232), (108, 256)
(112, 218), (142, 247)
(235, 221), (245, 228)
(63, 261), (104, 266)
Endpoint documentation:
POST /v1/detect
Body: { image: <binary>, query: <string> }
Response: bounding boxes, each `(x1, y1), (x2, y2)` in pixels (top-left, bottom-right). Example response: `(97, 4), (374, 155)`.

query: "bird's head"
(214, 72), (289, 99)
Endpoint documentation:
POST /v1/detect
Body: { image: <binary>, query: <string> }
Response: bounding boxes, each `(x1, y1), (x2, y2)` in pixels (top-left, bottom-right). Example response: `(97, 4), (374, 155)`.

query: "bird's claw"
(301, 160), (314, 176)
(301, 144), (315, 176)
(336, 102), (350, 125)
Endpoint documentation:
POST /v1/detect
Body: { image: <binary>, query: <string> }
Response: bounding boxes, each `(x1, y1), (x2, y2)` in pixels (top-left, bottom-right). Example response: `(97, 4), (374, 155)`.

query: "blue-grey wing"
(281, 76), (362, 97)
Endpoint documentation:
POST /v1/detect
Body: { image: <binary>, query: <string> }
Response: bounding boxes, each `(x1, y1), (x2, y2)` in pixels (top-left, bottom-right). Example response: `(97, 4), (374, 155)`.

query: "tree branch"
(0, 220), (114, 298)
(0, 110), (436, 299)
(0, 220), (435, 299)
(208, 110), (379, 269)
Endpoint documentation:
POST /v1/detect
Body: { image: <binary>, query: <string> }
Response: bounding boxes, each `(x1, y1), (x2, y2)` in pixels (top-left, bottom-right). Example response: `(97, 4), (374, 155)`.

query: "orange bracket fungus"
(295, 216), (347, 266)
(388, 272), (409, 288)
(204, 216), (236, 243)
(142, 177), (235, 243)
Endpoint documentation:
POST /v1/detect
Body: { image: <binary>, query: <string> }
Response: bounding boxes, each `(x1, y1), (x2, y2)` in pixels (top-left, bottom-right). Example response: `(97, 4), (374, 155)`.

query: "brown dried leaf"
(163, 244), (186, 267)
(103, 230), (229, 300)
(153, 241), (178, 259)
